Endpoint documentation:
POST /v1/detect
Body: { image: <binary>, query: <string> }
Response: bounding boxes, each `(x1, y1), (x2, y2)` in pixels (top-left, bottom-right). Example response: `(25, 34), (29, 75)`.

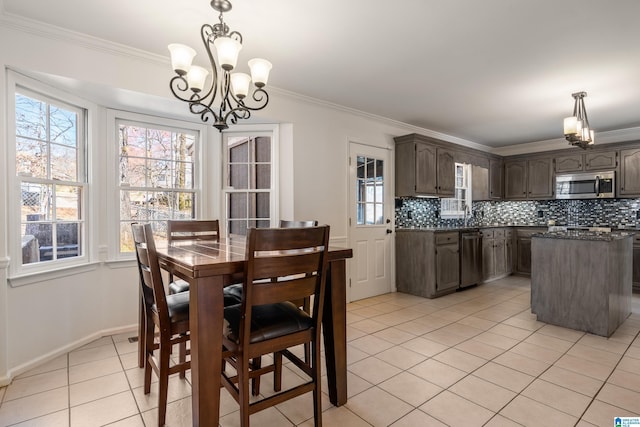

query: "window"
(117, 120), (197, 253)
(440, 163), (471, 217)
(356, 155), (384, 225)
(14, 88), (86, 267)
(223, 130), (275, 236)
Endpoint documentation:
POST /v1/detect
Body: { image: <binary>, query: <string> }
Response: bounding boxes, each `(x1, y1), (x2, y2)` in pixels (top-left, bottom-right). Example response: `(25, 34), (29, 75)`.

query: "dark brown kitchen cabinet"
(481, 228), (510, 282)
(504, 160), (527, 199)
(633, 233), (640, 293)
(395, 230), (459, 298)
(620, 148), (640, 197)
(395, 140), (455, 197)
(555, 151), (617, 173)
(504, 157), (553, 200)
(515, 229), (538, 275)
(472, 165), (489, 201)
(489, 158), (503, 200)
(527, 157), (554, 199)
(436, 148), (456, 196)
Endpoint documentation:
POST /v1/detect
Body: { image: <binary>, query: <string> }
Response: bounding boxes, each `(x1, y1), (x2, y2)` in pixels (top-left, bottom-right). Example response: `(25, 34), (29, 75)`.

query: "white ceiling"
(4, 0), (640, 147)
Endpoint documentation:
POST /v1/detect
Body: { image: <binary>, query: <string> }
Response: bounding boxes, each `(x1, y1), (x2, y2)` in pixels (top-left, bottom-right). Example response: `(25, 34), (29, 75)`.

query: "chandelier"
(168, 0), (272, 131)
(563, 91), (595, 149)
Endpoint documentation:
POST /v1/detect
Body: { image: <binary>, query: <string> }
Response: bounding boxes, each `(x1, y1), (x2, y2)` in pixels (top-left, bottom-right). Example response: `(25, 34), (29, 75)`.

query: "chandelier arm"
(188, 100), (222, 125)
(199, 24), (219, 107)
(169, 75), (198, 103)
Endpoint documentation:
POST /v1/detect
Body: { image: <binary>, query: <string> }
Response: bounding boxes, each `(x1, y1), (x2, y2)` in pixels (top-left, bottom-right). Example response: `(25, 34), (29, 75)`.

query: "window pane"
(121, 156), (147, 186)
(255, 137), (271, 162)
(16, 137), (48, 178)
(23, 222), (52, 262)
(56, 185), (81, 220)
(51, 143), (78, 181)
(229, 219), (247, 236)
(57, 223), (80, 259)
(357, 156), (365, 179)
(230, 140), (248, 162)
(147, 129), (172, 159)
(49, 105), (77, 147)
(15, 93), (46, 140)
(255, 193), (270, 218)
(256, 165), (270, 189)
(21, 183), (52, 222)
(229, 193), (247, 219)
(229, 164), (248, 189)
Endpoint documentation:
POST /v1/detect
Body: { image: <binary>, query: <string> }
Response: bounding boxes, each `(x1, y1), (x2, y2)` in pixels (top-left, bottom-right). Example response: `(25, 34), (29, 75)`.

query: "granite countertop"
(395, 225), (544, 232)
(533, 230), (634, 241)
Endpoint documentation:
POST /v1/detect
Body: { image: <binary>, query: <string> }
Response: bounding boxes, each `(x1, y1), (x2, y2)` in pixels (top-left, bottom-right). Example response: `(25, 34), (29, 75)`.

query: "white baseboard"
(2, 323), (137, 386)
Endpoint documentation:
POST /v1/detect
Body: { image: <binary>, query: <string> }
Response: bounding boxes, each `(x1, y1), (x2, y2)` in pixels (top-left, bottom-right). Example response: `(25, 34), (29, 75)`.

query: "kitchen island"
(531, 230), (633, 337)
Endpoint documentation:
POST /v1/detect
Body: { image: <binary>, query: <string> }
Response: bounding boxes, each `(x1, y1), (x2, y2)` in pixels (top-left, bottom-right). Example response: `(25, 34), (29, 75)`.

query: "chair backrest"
(279, 220), (318, 228)
(240, 226), (330, 342)
(132, 223), (170, 327)
(167, 220), (220, 244)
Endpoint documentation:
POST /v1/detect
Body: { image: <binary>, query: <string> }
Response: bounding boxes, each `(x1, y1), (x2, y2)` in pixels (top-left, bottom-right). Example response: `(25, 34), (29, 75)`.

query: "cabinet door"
(504, 161), (527, 199)
(436, 148), (455, 196)
(472, 165), (489, 201)
(489, 159), (503, 200)
(516, 235), (532, 275)
(620, 148), (640, 196)
(527, 158), (553, 199)
(555, 154), (583, 173)
(415, 143), (437, 195)
(494, 239), (506, 277)
(633, 243), (640, 293)
(482, 238), (495, 280)
(436, 242), (459, 291)
(585, 151), (617, 171)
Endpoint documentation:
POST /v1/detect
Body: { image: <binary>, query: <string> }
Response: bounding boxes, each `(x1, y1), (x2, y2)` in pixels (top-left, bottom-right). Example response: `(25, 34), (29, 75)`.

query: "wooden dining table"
(153, 235), (353, 426)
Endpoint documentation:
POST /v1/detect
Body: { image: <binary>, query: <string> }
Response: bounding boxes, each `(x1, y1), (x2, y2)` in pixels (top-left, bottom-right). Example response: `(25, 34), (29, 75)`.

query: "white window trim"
(221, 124), (279, 237)
(105, 109), (208, 260)
(440, 162), (472, 219)
(6, 70), (97, 282)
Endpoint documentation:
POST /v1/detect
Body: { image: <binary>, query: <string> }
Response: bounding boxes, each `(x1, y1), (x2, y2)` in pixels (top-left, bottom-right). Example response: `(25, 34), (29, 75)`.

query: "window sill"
(8, 262), (100, 287)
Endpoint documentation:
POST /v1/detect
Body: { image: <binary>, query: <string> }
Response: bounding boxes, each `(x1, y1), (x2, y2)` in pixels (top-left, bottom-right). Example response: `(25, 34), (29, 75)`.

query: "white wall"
(0, 17), (476, 383)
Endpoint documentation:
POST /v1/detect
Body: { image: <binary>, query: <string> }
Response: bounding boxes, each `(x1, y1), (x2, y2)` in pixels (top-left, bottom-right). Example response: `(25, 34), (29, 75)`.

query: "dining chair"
(221, 225), (330, 427)
(132, 223), (190, 427)
(166, 219), (220, 294)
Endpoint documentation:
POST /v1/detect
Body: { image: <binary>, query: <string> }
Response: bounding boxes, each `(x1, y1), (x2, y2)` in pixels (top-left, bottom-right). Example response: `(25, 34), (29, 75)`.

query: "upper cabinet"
(555, 151), (617, 173)
(504, 157), (553, 200)
(472, 165), (489, 201)
(395, 136), (455, 197)
(620, 148), (640, 197)
(489, 158), (503, 200)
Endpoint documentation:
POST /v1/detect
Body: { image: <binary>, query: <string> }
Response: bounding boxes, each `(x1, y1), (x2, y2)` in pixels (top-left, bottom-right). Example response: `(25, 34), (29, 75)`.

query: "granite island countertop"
(533, 230), (634, 241)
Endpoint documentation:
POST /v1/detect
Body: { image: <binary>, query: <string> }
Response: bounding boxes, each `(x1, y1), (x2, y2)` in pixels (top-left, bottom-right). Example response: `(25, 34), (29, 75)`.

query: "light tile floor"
(1, 276), (640, 426)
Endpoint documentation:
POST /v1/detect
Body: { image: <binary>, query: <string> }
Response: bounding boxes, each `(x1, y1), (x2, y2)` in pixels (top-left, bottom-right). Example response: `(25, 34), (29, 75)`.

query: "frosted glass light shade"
(168, 44), (196, 75)
(187, 66), (209, 93)
(230, 73), (251, 99)
(563, 116), (577, 135)
(248, 58), (272, 87)
(214, 37), (242, 71)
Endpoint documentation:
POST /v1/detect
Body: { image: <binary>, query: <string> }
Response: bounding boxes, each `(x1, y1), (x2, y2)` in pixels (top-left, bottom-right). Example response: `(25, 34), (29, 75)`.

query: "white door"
(348, 142), (393, 301)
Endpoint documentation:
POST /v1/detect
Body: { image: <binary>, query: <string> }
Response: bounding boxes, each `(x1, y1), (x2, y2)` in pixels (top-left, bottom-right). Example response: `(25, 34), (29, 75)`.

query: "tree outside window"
(118, 121), (196, 253)
(15, 90), (85, 265)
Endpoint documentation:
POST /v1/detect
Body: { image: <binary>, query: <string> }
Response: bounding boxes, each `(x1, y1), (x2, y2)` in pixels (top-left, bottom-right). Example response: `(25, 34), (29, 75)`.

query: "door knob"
(386, 229), (393, 234)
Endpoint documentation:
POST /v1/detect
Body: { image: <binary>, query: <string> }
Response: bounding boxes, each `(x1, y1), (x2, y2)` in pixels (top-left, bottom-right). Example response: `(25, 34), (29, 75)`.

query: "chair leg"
(312, 341), (322, 427)
(157, 342), (171, 427)
(273, 352), (282, 392)
(143, 319), (155, 395)
(138, 296), (146, 369)
(178, 336), (186, 379)
(238, 356), (251, 427)
(251, 357), (261, 396)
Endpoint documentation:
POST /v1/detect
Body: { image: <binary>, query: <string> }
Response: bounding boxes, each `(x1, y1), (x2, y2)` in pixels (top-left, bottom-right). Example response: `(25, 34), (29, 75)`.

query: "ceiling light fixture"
(563, 91), (595, 149)
(168, 0), (272, 131)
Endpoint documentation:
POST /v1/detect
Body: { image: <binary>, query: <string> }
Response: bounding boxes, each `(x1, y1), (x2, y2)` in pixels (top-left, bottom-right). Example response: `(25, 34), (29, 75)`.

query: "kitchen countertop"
(533, 230), (634, 241)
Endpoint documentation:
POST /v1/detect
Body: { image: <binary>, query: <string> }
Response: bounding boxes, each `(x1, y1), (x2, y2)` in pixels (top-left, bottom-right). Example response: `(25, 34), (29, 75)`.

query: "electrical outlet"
(407, 210), (412, 219)
(537, 210), (544, 218)
(636, 210), (640, 220)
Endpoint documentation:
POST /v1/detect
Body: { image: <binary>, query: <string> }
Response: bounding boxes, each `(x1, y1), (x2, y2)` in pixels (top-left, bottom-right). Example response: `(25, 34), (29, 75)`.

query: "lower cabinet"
(514, 228), (542, 276)
(633, 233), (640, 293)
(396, 230), (459, 298)
(481, 228), (512, 282)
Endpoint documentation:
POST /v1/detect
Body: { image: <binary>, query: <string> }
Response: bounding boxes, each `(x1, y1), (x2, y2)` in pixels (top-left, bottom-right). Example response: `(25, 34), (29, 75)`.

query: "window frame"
(106, 109), (207, 260)
(221, 124), (279, 237)
(440, 162), (472, 219)
(7, 71), (92, 280)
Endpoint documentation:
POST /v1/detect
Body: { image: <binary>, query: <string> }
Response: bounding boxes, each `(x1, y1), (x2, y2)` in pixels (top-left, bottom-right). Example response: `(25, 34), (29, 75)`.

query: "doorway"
(348, 142), (393, 301)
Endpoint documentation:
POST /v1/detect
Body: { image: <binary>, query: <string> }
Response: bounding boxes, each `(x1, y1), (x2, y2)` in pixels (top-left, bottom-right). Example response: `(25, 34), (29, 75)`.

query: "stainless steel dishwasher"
(460, 230), (482, 288)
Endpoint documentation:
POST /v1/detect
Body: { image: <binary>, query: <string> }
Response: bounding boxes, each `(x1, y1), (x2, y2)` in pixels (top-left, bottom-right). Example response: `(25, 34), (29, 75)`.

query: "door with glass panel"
(349, 143), (392, 301)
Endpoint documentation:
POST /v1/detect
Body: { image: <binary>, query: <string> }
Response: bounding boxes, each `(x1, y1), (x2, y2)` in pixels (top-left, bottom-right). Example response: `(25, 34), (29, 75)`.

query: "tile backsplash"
(395, 197), (640, 229)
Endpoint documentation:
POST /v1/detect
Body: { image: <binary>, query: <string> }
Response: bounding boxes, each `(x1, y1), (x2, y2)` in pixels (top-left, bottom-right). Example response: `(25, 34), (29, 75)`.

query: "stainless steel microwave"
(555, 171), (615, 199)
